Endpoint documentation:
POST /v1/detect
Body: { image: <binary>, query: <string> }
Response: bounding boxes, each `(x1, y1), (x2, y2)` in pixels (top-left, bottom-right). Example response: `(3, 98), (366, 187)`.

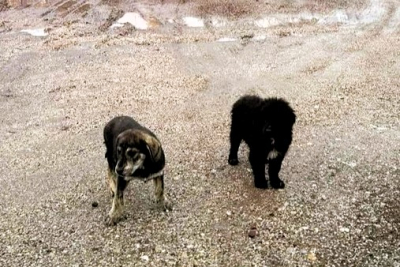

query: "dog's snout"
(115, 164), (124, 176)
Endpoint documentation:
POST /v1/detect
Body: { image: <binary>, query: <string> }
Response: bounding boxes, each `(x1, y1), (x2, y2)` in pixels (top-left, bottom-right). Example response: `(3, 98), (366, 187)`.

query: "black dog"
(103, 116), (170, 225)
(228, 95), (296, 189)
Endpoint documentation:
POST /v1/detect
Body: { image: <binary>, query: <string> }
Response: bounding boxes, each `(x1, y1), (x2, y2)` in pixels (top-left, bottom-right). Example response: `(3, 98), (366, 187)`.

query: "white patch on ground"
(318, 0), (385, 25)
(183, 17), (204, 27)
(255, 17), (282, 28)
(255, 13), (321, 28)
(255, 0), (387, 28)
(253, 35), (267, 41)
(211, 17), (227, 27)
(112, 12), (148, 30)
(384, 6), (400, 33)
(358, 0), (386, 24)
(20, 28), (48, 37)
(110, 23), (124, 29)
(319, 10), (350, 24)
(217, 37), (237, 42)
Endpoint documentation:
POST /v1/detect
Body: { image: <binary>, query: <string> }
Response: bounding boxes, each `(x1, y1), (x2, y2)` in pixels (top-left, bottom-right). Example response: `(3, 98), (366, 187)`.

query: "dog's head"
(261, 98), (296, 145)
(114, 129), (162, 178)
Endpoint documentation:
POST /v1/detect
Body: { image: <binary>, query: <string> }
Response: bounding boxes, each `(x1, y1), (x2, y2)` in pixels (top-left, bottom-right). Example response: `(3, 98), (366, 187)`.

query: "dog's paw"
(228, 158), (239, 166)
(104, 216), (117, 226)
(254, 179), (269, 189)
(270, 179), (285, 189)
(162, 199), (173, 211)
(104, 214), (126, 226)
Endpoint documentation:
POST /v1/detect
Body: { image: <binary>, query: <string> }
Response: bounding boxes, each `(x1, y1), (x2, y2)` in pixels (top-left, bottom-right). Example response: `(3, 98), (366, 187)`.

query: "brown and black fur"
(228, 95), (296, 189)
(103, 116), (170, 225)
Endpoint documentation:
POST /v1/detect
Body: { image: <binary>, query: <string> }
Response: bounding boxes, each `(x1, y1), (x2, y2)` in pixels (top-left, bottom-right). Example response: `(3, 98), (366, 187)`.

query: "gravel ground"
(0, 0), (399, 266)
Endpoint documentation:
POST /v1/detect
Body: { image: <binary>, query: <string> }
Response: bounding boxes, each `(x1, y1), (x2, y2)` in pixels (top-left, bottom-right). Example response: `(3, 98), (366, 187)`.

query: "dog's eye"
(126, 150), (136, 158)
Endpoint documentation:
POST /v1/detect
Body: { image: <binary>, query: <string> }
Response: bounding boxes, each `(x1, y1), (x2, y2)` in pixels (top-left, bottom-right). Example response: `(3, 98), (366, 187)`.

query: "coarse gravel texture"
(0, 0), (399, 266)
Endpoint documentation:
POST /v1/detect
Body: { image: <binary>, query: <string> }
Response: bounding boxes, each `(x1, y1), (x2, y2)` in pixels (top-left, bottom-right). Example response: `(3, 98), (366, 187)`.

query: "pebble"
(307, 252), (317, 261)
(140, 255), (149, 262)
(248, 226), (257, 238)
(91, 201), (99, 208)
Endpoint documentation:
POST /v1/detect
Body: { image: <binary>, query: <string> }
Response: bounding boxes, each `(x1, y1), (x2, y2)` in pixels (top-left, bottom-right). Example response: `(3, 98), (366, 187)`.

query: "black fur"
(228, 95), (296, 189)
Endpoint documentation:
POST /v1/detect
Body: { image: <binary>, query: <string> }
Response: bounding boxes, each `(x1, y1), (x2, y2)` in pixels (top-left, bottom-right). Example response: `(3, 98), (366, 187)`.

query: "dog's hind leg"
(153, 175), (172, 211)
(228, 121), (242, 165)
(106, 176), (128, 226)
(268, 156), (285, 189)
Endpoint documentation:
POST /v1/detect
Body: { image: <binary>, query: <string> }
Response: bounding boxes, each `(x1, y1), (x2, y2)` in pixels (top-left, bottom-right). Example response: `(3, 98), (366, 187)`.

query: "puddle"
(111, 12), (148, 30)
(20, 28), (48, 37)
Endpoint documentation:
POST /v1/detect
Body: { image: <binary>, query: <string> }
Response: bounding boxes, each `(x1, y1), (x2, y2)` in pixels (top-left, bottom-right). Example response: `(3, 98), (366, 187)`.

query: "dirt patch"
(0, 0), (399, 266)
(195, 0), (254, 18)
(304, 0), (366, 12)
(74, 3), (91, 15)
(100, 0), (120, 6)
(0, 0), (9, 11)
(55, 0), (75, 13)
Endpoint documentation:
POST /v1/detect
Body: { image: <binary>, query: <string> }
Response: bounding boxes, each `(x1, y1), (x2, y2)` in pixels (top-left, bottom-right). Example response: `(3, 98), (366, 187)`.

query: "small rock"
(226, 211), (232, 216)
(148, 17), (162, 29)
(307, 252), (317, 261)
(91, 201), (98, 208)
(140, 255), (149, 262)
(241, 33), (254, 39)
(248, 229), (257, 238)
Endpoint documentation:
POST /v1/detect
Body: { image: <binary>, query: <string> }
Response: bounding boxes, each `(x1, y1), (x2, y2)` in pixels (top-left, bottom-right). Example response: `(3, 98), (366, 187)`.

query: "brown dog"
(103, 116), (170, 225)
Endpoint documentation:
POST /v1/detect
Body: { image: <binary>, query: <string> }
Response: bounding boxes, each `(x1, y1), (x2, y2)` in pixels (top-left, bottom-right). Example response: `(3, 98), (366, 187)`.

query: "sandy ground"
(0, 0), (399, 266)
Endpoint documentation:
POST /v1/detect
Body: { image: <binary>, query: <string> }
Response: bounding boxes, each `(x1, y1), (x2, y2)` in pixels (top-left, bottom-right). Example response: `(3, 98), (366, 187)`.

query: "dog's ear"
(114, 134), (122, 161)
(142, 133), (163, 164)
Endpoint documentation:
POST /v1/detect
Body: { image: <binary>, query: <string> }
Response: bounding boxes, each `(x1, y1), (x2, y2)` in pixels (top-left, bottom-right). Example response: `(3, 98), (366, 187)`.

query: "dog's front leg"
(268, 156), (285, 189)
(249, 149), (268, 189)
(153, 175), (172, 211)
(228, 123), (242, 165)
(106, 176), (128, 226)
(106, 168), (117, 197)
